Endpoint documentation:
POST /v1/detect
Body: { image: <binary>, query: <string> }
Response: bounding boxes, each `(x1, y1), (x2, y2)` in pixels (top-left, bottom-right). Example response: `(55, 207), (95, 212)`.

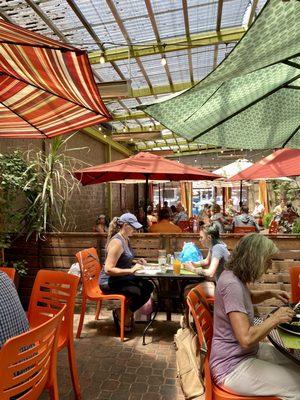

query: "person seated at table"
(252, 200), (265, 218)
(149, 208), (182, 233)
(99, 213), (154, 331)
(183, 225), (230, 297)
(210, 233), (300, 399)
(173, 202), (188, 225)
(273, 199), (286, 217)
(147, 206), (157, 228)
(0, 271), (29, 348)
(93, 214), (107, 233)
(232, 205), (259, 232)
(225, 198), (236, 217)
(210, 204), (225, 233)
(283, 201), (299, 223)
(170, 204), (177, 218)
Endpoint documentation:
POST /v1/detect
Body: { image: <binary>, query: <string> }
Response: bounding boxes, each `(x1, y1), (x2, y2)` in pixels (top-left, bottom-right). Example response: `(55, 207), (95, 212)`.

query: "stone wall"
(0, 132), (135, 231)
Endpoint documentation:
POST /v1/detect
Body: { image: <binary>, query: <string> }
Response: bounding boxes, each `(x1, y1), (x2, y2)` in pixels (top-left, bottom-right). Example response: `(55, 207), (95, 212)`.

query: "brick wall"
(0, 131), (135, 232)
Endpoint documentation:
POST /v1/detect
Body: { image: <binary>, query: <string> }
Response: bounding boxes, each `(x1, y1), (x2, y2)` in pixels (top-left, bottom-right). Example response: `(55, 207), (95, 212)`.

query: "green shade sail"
(140, 0), (300, 150)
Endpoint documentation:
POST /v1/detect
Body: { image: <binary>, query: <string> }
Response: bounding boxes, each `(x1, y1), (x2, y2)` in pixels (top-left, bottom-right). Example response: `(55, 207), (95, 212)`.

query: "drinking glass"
(173, 259), (181, 275)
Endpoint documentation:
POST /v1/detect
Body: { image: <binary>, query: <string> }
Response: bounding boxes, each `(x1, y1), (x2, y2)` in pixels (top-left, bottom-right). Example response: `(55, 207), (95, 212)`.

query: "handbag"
(174, 313), (206, 399)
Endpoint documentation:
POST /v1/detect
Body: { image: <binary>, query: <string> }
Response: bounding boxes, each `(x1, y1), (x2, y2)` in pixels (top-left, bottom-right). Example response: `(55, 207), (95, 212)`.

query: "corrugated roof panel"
(221, 0), (249, 28)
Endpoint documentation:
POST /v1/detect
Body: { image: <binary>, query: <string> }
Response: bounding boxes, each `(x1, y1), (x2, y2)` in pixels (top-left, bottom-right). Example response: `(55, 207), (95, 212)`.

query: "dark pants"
(101, 277), (154, 312)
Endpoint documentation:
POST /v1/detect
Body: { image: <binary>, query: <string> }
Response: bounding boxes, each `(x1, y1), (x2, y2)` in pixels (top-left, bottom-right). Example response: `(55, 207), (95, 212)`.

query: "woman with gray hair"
(210, 233), (300, 399)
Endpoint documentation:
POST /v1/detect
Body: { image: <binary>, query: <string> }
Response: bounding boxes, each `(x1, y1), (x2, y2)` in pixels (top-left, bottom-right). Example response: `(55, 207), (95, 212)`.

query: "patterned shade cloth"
(141, 0), (300, 149)
(74, 151), (219, 185)
(230, 149), (300, 180)
(0, 20), (111, 138)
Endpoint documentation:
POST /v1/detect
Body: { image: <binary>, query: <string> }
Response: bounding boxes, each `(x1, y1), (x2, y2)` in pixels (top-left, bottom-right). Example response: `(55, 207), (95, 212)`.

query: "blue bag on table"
(180, 242), (203, 263)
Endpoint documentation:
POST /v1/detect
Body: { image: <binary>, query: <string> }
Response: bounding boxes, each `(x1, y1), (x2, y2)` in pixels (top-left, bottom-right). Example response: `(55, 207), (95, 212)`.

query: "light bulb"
(123, 126), (126, 132)
(241, 148), (244, 152)
(130, 138), (133, 142)
(149, 126), (152, 131)
(99, 53), (105, 64)
(103, 134), (107, 138)
(161, 56), (167, 66)
(221, 150), (224, 154)
(98, 126), (102, 132)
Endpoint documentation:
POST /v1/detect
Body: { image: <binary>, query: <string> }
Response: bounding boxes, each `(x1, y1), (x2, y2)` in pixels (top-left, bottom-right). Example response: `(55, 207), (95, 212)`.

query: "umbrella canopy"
(140, 0), (300, 149)
(230, 149), (300, 181)
(213, 159), (253, 179)
(0, 20), (111, 139)
(74, 152), (219, 186)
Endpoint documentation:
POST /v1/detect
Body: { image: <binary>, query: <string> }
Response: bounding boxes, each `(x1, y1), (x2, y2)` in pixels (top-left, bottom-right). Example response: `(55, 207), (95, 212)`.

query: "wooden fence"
(5, 232), (300, 316)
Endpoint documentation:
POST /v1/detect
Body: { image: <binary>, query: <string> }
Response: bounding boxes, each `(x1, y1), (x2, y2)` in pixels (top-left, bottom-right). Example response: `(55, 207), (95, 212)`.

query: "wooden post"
(105, 144), (112, 219)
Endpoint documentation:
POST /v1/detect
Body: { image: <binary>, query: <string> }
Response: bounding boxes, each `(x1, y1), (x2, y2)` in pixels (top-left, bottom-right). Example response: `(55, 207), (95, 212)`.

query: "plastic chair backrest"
(289, 266), (300, 302)
(27, 270), (79, 347)
(187, 286), (214, 400)
(233, 226), (256, 233)
(75, 248), (102, 297)
(178, 220), (191, 232)
(0, 305), (65, 400)
(0, 267), (16, 281)
(268, 220), (279, 234)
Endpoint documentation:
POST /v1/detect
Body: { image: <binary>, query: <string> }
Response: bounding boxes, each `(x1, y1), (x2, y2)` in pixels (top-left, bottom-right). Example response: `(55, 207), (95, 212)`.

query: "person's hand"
(136, 258), (147, 265)
(269, 290), (289, 304)
(270, 307), (294, 326)
(183, 262), (195, 273)
(131, 264), (144, 274)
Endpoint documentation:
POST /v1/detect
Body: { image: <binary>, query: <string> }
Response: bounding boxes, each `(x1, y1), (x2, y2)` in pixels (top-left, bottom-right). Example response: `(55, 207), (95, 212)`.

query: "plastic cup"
(174, 251), (181, 260)
(158, 249), (167, 257)
(173, 259), (181, 275)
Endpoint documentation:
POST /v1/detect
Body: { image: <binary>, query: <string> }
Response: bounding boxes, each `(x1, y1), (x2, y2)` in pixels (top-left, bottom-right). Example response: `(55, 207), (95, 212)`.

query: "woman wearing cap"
(99, 213), (154, 331)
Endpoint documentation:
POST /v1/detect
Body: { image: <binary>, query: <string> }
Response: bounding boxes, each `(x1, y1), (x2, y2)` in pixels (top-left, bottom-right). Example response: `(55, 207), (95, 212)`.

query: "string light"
(99, 52), (105, 64)
(123, 126), (126, 132)
(98, 126), (102, 132)
(103, 134), (107, 138)
(161, 55), (167, 66)
(130, 138), (133, 142)
(149, 126), (152, 131)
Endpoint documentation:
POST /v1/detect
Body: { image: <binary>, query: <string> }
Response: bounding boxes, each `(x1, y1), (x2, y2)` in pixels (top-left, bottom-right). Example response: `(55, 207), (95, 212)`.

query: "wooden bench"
(5, 232), (300, 316)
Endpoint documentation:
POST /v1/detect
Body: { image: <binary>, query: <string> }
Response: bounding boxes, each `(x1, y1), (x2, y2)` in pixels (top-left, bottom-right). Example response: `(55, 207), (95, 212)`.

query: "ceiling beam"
(83, 127), (132, 156)
(89, 26), (245, 64)
(112, 131), (161, 141)
(112, 111), (148, 121)
(182, 0), (194, 85)
(122, 78), (194, 98)
(247, 0), (259, 27)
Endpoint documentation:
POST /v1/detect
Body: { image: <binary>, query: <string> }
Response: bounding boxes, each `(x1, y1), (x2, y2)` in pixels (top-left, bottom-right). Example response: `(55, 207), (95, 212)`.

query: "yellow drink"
(173, 259), (181, 275)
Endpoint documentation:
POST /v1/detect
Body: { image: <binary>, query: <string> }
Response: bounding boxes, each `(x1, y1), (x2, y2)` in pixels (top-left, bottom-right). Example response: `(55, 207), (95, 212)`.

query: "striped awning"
(0, 20), (111, 139)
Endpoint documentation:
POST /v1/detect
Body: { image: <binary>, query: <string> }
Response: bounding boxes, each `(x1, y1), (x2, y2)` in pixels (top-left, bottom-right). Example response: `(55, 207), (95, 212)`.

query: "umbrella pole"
(239, 180), (243, 208)
(144, 174), (149, 230)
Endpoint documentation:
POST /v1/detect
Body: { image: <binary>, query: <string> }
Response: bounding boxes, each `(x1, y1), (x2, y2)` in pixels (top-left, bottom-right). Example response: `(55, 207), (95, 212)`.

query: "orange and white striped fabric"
(0, 20), (111, 138)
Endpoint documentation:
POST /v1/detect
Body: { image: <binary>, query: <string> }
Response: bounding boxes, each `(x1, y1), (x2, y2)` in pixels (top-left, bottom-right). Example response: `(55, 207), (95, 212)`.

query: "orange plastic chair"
(233, 226), (256, 234)
(0, 304), (65, 400)
(27, 270), (81, 399)
(0, 266), (16, 281)
(289, 266), (300, 302)
(75, 247), (127, 342)
(268, 220), (279, 234)
(178, 220), (191, 232)
(187, 286), (278, 400)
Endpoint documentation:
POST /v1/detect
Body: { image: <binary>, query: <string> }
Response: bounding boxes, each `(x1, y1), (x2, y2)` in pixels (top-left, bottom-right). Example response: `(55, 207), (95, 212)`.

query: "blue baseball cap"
(119, 213), (143, 230)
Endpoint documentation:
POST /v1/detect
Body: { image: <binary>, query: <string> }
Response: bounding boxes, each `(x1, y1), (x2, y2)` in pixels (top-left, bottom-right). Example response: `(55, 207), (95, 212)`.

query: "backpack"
(174, 314), (207, 400)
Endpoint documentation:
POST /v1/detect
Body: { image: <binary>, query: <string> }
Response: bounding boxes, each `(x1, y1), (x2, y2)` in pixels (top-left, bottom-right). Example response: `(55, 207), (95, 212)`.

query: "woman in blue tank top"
(100, 213), (154, 331)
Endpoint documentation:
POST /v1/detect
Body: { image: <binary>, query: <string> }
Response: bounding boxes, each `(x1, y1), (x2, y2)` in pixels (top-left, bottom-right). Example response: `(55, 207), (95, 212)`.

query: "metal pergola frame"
(0, 0), (262, 155)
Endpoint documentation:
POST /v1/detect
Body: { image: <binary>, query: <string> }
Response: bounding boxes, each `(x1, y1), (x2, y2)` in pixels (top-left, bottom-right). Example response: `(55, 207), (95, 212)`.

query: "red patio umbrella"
(74, 152), (219, 185)
(230, 149), (300, 181)
(0, 20), (111, 139)
(74, 152), (219, 221)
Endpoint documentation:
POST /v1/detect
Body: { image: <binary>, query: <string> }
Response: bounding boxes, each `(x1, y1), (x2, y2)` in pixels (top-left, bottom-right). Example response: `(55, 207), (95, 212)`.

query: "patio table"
(254, 317), (300, 365)
(135, 267), (204, 345)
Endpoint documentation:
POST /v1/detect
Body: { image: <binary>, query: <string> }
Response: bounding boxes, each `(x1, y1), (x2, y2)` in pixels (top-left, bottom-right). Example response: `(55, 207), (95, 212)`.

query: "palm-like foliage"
(23, 135), (86, 237)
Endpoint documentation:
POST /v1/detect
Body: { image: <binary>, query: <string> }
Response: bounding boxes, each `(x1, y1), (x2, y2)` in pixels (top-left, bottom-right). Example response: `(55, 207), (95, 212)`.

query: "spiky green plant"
(23, 135), (86, 238)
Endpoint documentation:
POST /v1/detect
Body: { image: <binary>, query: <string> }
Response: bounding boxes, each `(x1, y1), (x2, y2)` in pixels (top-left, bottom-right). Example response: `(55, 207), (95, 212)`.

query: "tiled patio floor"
(41, 311), (185, 400)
